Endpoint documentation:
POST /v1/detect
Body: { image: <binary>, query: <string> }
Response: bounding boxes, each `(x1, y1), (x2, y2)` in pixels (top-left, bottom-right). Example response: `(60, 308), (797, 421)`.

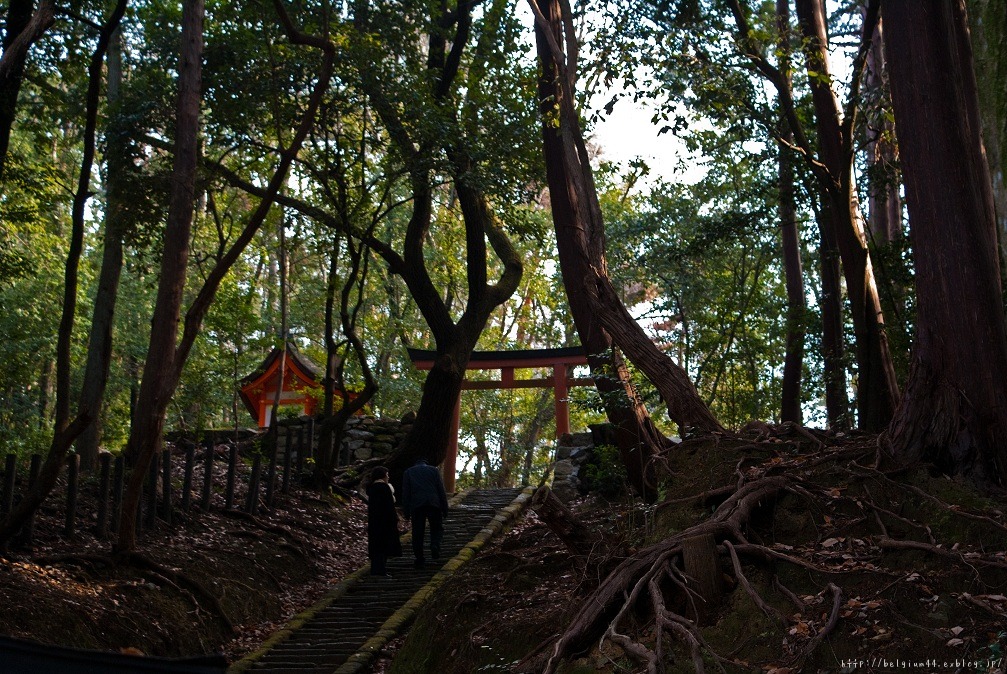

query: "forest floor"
(2, 428), (1007, 674)
(0, 469), (370, 662)
(382, 429), (1007, 674)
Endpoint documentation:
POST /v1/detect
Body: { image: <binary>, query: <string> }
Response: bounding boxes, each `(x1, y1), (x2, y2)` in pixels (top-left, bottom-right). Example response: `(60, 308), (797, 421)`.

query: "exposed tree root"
(724, 541), (784, 624)
(792, 582), (841, 665)
(526, 432), (1007, 673)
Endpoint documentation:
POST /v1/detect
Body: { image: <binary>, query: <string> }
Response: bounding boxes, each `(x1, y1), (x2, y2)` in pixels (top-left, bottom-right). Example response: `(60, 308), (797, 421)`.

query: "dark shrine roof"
(237, 343), (325, 420)
(239, 343), (322, 389)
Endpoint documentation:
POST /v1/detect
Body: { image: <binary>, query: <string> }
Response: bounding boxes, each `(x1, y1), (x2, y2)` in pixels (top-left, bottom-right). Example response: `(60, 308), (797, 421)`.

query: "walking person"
(401, 458), (449, 569)
(366, 466), (401, 577)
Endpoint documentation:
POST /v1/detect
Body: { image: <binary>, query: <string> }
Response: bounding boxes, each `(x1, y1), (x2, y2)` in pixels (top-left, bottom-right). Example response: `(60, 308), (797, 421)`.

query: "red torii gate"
(407, 346), (593, 491)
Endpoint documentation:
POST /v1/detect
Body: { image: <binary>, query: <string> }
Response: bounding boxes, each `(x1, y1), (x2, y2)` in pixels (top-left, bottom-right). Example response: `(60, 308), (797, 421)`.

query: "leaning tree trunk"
(795, 0), (899, 432)
(531, 0), (721, 499)
(884, 0), (1007, 487)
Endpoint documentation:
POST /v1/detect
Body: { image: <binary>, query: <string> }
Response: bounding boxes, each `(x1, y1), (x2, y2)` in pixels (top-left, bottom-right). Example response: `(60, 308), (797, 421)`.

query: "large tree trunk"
(817, 209), (850, 429)
(114, 1), (335, 550)
(795, 0), (899, 432)
(777, 0), (804, 424)
(531, 0), (720, 499)
(117, 0), (204, 552)
(884, 0), (1007, 487)
(388, 348), (467, 477)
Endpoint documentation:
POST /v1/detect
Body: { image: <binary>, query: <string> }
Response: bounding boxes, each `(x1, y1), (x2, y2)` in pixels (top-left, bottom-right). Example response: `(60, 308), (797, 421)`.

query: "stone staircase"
(229, 488), (528, 674)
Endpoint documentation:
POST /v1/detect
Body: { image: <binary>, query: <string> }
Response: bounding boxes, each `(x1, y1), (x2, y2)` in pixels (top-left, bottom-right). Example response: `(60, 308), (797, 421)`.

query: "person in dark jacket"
(366, 466), (401, 577)
(401, 458), (449, 569)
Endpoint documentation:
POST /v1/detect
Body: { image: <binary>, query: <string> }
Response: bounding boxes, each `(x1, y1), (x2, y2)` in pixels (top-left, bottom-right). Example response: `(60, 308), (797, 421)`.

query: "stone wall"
(550, 430), (595, 501)
(339, 413), (413, 462)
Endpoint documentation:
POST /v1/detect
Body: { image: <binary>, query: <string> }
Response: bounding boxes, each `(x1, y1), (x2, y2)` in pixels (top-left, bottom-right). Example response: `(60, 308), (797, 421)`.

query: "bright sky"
(588, 96), (711, 190)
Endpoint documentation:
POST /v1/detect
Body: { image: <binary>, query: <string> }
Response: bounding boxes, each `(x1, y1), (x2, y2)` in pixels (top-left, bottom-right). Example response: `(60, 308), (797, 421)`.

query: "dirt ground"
(0, 465), (369, 662)
(384, 430), (1007, 674)
(3, 430), (1007, 674)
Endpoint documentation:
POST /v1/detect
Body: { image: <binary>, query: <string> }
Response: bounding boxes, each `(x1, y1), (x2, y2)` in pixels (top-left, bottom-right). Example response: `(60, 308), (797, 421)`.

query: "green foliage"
(581, 444), (628, 498)
(600, 149), (790, 427)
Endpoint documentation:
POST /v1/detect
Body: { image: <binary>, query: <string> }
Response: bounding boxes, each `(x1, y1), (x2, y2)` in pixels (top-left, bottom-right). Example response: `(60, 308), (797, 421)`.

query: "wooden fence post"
(111, 455), (124, 535)
(265, 435), (279, 508)
(64, 453), (80, 538)
(161, 448), (172, 526)
(245, 453), (262, 515)
(305, 417), (314, 465)
(95, 452), (112, 539)
(225, 444), (238, 510)
(145, 451), (158, 529)
(1, 453), (15, 516)
(295, 424), (304, 474)
(20, 454), (42, 544)
(181, 442), (195, 513)
(200, 438), (214, 511)
(282, 427), (296, 494)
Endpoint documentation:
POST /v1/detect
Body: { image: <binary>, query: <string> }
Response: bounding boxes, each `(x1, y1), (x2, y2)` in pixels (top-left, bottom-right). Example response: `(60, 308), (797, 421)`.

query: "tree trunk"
(531, 485), (607, 558)
(313, 234), (377, 489)
(77, 26), (126, 471)
(111, 3), (333, 549)
(0, 0), (124, 546)
(884, 0), (1007, 487)
(531, 0), (721, 500)
(968, 0), (1006, 270)
(777, 0), (804, 424)
(795, 0), (899, 431)
(117, 0), (205, 551)
(817, 211), (849, 429)
(386, 343), (468, 483)
(864, 19), (902, 245)
(0, 0), (54, 178)
(317, 234), (342, 476)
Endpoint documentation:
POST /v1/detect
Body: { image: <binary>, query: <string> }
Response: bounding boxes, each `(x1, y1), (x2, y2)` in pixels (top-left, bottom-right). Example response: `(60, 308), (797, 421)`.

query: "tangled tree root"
(523, 428), (1007, 674)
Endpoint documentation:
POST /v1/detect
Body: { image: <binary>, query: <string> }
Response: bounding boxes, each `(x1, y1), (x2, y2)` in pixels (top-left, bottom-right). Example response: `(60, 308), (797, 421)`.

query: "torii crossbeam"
(407, 346), (593, 491)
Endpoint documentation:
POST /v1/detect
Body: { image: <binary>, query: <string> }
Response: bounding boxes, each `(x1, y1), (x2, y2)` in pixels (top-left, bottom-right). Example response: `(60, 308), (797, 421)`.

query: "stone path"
(229, 487), (530, 674)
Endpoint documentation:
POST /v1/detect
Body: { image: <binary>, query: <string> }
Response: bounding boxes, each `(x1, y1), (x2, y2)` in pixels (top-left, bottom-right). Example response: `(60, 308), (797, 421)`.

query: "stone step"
(242, 488), (525, 673)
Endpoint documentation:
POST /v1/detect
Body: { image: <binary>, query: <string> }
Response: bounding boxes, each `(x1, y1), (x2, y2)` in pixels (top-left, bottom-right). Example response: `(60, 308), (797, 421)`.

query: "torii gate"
(407, 346), (593, 491)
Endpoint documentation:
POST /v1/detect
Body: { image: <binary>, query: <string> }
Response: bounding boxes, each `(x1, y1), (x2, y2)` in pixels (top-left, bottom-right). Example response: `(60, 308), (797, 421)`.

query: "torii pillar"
(407, 347), (593, 492)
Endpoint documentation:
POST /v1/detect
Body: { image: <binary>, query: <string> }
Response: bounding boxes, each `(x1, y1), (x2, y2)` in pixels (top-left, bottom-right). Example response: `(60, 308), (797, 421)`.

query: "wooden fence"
(0, 419), (316, 545)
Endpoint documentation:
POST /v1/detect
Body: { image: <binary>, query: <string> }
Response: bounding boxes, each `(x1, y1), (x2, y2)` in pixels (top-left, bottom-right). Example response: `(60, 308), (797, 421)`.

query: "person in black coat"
(366, 466), (401, 576)
(401, 458), (449, 569)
